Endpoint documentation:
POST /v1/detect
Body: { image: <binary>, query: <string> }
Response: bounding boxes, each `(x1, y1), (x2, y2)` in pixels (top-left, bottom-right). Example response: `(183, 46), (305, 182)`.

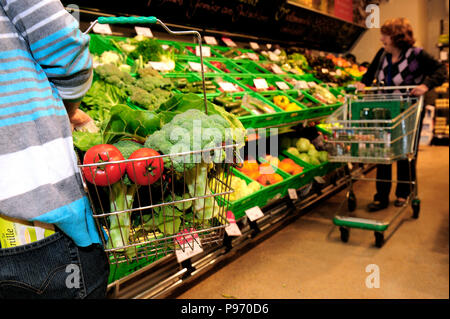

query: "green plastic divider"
(204, 57), (250, 75)
(233, 60), (272, 75)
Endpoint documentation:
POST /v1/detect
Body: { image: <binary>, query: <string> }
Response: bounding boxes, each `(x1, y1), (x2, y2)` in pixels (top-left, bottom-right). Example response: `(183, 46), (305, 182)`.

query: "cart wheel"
(347, 191), (357, 212)
(339, 227), (350, 243)
(412, 199), (420, 219)
(374, 232), (384, 248)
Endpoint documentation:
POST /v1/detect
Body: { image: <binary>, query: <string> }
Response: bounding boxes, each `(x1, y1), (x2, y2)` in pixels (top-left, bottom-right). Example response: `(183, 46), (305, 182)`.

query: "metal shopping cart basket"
(324, 86), (423, 247)
(78, 16), (242, 266)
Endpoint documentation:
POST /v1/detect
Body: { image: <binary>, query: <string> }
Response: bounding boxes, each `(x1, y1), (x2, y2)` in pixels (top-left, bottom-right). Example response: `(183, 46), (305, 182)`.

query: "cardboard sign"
(245, 206), (264, 222)
(222, 37), (237, 47)
(195, 45), (211, 57)
(275, 81), (290, 90)
(135, 26), (153, 37)
(253, 78), (269, 90)
(249, 42), (260, 50)
(288, 188), (298, 200)
(93, 23), (112, 35)
(225, 211), (242, 237)
(204, 36), (218, 45)
(218, 81), (238, 92)
(174, 228), (204, 263)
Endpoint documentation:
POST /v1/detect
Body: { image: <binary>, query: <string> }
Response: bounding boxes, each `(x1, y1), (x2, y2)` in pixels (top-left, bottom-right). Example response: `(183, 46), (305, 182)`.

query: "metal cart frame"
(325, 86), (423, 247)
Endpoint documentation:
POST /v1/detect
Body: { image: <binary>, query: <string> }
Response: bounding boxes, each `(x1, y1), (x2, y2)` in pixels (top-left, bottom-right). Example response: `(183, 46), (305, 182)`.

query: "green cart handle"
(97, 16), (157, 25)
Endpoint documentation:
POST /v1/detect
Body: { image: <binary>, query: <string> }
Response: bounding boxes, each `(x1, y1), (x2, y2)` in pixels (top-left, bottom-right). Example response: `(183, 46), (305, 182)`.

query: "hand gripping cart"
(79, 16), (241, 266)
(324, 86), (423, 247)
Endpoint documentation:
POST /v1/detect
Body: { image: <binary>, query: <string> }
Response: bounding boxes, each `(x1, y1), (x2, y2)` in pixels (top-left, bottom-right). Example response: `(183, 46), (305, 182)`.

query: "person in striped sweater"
(0, 0), (109, 298)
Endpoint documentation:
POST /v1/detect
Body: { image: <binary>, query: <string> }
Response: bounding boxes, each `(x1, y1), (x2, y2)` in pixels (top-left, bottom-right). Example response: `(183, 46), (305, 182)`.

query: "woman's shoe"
(367, 200), (388, 212)
(394, 198), (407, 207)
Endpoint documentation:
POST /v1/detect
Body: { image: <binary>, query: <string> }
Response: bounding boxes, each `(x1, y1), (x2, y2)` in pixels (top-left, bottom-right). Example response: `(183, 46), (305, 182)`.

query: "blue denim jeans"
(0, 230), (109, 299)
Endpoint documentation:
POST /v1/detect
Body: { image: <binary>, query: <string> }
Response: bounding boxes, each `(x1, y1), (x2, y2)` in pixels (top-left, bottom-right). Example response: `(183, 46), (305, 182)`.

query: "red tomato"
(126, 148), (164, 186)
(82, 144), (126, 186)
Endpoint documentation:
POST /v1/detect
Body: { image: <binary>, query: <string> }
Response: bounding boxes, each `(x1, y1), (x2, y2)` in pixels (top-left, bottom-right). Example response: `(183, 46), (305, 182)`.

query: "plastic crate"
(205, 58), (250, 75)
(231, 92), (287, 129)
(232, 74), (294, 92)
(233, 60), (272, 75)
(257, 91), (309, 124)
(259, 154), (315, 191)
(211, 46), (267, 61)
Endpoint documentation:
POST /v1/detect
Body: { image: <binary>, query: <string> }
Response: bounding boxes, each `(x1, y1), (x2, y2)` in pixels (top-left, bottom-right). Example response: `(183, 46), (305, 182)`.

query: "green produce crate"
(205, 58), (250, 75)
(233, 60), (272, 75)
(259, 154), (315, 190)
(108, 247), (168, 283)
(231, 92), (287, 129)
(211, 45), (267, 61)
(299, 90), (343, 119)
(177, 43), (225, 58)
(257, 91), (309, 124)
(282, 148), (330, 178)
(215, 168), (266, 220)
(232, 74), (294, 92)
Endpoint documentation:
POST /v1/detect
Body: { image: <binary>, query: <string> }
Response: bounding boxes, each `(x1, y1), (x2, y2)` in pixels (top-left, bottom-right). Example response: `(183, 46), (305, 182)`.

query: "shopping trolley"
(78, 16), (242, 266)
(324, 86), (423, 247)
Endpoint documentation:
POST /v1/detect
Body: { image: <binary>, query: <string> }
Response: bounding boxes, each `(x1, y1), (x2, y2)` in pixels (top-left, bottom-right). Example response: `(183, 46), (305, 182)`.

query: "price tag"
(188, 61), (203, 72)
(195, 45), (211, 57)
(218, 81), (238, 92)
(161, 44), (169, 50)
(288, 188), (298, 200)
(308, 81), (317, 88)
(204, 36), (218, 45)
(148, 61), (175, 71)
(266, 44), (272, 49)
(275, 81), (290, 90)
(321, 68), (329, 74)
(135, 26), (153, 37)
(93, 23), (112, 35)
(225, 211), (242, 237)
(273, 48), (281, 56)
(270, 64), (285, 74)
(440, 50), (448, 61)
(249, 42), (260, 50)
(246, 52), (259, 61)
(294, 80), (309, 90)
(222, 37), (237, 47)
(174, 228), (204, 263)
(245, 206), (264, 222)
(253, 78), (269, 90)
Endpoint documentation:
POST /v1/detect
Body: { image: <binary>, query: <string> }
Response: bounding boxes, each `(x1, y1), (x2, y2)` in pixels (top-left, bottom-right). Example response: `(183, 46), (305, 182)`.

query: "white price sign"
(253, 78), (269, 90)
(135, 26), (153, 37)
(271, 64), (285, 75)
(225, 211), (242, 237)
(218, 81), (238, 92)
(275, 81), (290, 90)
(249, 42), (260, 50)
(148, 61), (175, 71)
(288, 188), (298, 200)
(195, 45), (211, 57)
(246, 53), (259, 61)
(204, 36), (218, 45)
(245, 206), (264, 222)
(174, 229), (204, 263)
(222, 37), (237, 47)
(188, 61), (203, 72)
(93, 23), (112, 35)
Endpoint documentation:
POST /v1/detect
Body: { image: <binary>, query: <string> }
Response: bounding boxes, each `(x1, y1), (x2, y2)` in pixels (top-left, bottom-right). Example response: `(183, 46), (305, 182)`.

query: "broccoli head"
(95, 63), (136, 88)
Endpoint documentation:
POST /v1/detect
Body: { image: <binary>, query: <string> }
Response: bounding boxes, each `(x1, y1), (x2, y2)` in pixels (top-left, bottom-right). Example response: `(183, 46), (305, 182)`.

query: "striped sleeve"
(0, 0), (93, 100)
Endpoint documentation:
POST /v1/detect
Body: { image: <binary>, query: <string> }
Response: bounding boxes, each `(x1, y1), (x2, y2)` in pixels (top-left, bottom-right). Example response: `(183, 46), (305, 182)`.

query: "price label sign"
(271, 64), (285, 75)
(222, 37), (237, 47)
(225, 211), (242, 237)
(174, 228), (204, 263)
(195, 45), (211, 57)
(288, 188), (298, 200)
(245, 206), (264, 222)
(218, 81), (238, 92)
(294, 80), (309, 90)
(148, 61), (175, 71)
(249, 42), (260, 50)
(204, 36), (218, 45)
(275, 81), (290, 90)
(188, 61), (204, 72)
(93, 23), (112, 35)
(135, 26), (153, 38)
(253, 78), (269, 90)
(246, 52), (259, 61)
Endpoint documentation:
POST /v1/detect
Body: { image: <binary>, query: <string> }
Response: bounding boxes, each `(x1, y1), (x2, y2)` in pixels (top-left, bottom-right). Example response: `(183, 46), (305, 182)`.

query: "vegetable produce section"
(72, 29), (367, 287)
